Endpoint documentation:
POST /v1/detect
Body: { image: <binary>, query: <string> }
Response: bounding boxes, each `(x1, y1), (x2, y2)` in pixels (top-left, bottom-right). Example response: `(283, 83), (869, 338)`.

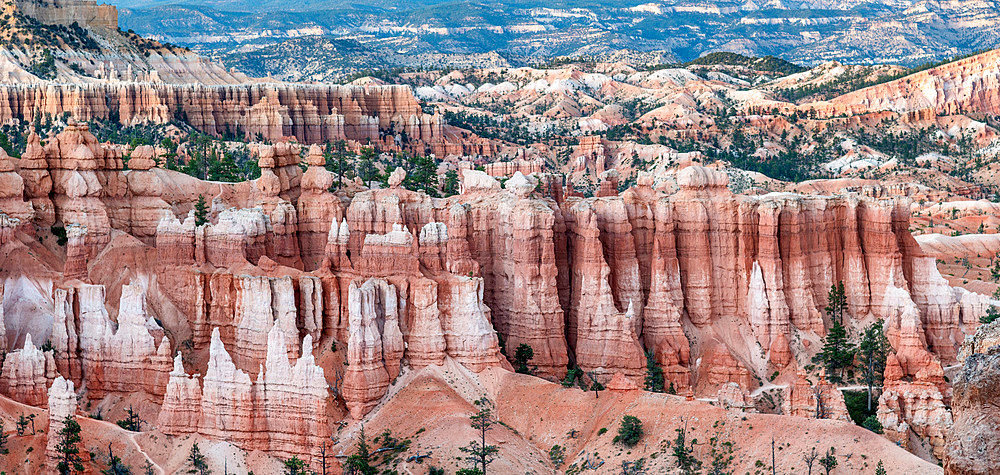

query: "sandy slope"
(330, 362), (940, 474)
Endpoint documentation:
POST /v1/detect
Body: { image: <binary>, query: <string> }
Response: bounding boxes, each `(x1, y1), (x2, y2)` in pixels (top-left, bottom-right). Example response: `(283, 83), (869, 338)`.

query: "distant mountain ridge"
(105, 0), (1000, 81)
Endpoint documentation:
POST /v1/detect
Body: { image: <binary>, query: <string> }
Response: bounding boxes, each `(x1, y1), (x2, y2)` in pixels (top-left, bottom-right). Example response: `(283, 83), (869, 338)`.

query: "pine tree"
(116, 405), (144, 432)
(981, 287), (1000, 324)
(55, 416), (85, 475)
(587, 371), (605, 398)
(644, 351), (665, 393)
(614, 415), (643, 447)
(207, 152), (242, 182)
(0, 420), (8, 454)
(443, 169), (460, 196)
(400, 153), (440, 197)
(875, 460), (887, 475)
(672, 423), (701, 475)
(283, 456), (307, 475)
(187, 443), (210, 474)
(355, 148), (381, 185)
(825, 281), (847, 324)
(194, 195), (209, 227)
(707, 423), (735, 475)
(101, 442), (132, 475)
(343, 426), (376, 475)
(813, 319), (855, 383)
(819, 448), (837, 475)
(513, 344), (534, 375)
(459, 398), (499, 475)
(858, 319), (892, 411)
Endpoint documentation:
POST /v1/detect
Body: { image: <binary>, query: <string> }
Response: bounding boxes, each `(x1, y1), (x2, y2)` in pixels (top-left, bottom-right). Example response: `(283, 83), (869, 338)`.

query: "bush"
(863, 415), (883, 434)
(513, 343), (534, 375)
(614, 415), (643, 447)
(549, 444), (565, 466)
(843, 390), (878, 426)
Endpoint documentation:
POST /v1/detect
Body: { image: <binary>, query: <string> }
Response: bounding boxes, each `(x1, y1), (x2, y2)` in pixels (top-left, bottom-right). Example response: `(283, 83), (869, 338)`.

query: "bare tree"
(320, 442), (328, 475)
(803, 447), (819, 475)
(812, 384), (827, 419)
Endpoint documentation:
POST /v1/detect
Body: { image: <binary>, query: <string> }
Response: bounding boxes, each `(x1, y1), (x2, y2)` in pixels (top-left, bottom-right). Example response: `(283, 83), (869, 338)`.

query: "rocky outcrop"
(233, 275), (301, 370)
(877, 278), (953, 460)
(199, 328), (256, 447)
(156, 353), (203, 436)
(0, 149), (33, 222)
(76, 283), (172, 398)
(945, 320), (1000, 475)
(2, 154), (992, 466)
(45, 376), (79, 470)
(16, 0), (119, 30)
(783, 370), (851, 422)
(827, 49), (1000, 117)
(564, 199), (645, 381)
(0, 335), (58, 406)
(158, 326), (330, 470)
(0, 83), (443, 146)
(343, 278), (397, 419)
(438, 276), (506, 372)
(257, 325), (330, 465)
(298, 145), (343, 271)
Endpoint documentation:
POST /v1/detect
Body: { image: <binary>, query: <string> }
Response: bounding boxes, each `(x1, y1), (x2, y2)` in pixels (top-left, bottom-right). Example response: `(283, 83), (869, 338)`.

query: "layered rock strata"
(0, 152), (992, 466)
(157, 327), (330, 470)
(0, 335), (58, 406)
(0, 83), (443, 146)
(945, 320), (1000, 475)
(45, 376), (79, 470)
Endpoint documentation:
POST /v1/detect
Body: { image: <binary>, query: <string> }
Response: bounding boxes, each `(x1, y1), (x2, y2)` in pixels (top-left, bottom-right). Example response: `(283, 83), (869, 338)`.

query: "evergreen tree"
(0, 420), (8, 454)
(187, 443), (210, 475)
(644, 351), (665, 393)
(355, 148), (381, 185)
(614, 415), (643, 447)
(513, 343), (534, 375)
(588, 371), (605, 398)
(0, 132), (16, 158)
(344, 426), (376, 475)
(283, 456), (307, 475)
(181, 153), (204, 180)
(707, 423), (735, 475)
(858, 319), (892, 411)
(813, 319), (855, 383)
(875, 460), (887, 475)
(400, 152), (440, 197)
(207, 152), (242, 182)
(863, 415), (883, 434)
(443, 169), (460, 196)
(116, 405), (144, 432)
(672, 423), (701, 475)
(101, 442), (132, 475)
(819, 448), (837, 475)
(55, 416), (85, 475)
(561, 367), (584, 388)
(980, 287), (1000, 324)
(825, 281), (847, 324)
(194, 195), (209, 227)
(459, 398), (499, 475)
(324, 140), (352, 189)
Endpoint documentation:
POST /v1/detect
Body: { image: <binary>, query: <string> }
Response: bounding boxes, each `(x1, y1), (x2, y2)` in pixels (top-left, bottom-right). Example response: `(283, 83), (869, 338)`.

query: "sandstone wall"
(0, 139), (989, 467)
(0, 83), (442, 146)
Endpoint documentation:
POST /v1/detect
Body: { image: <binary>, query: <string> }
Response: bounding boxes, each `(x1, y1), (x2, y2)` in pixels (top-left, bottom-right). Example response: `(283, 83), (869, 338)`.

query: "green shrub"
(614, 416), (643, 447)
